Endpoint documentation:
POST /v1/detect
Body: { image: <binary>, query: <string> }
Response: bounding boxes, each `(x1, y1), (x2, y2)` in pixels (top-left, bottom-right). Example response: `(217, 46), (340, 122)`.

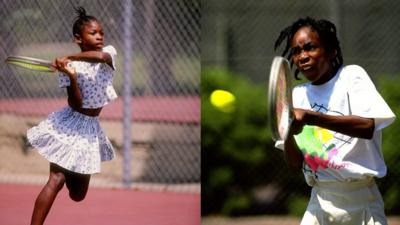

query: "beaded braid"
(72, 6), (98, 37)
(274, 17), (343, 79)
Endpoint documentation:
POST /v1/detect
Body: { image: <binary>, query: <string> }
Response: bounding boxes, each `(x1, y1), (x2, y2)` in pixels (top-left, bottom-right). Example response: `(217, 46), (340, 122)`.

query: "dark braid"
(274, 17), (343, 79)
(72, 6), (98, 37)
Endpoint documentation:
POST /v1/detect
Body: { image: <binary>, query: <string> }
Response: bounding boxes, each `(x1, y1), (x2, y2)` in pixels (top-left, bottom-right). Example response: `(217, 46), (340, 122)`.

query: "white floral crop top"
(58, 45), (118, 109)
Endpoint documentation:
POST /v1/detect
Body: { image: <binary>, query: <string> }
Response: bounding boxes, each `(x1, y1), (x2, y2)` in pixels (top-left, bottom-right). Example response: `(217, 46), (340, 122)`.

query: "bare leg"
(65, 171), (91, 202)
(30, 163), (66, 225)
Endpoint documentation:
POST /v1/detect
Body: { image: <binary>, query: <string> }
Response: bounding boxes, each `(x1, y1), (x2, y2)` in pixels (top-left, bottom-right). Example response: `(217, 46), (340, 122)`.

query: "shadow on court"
(0, 183), (200, 225)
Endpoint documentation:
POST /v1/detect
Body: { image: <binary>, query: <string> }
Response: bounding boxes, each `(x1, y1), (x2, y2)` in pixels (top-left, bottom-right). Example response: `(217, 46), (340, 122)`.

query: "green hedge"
(376, 76), (400, 214)
(201, 67), (307, 216)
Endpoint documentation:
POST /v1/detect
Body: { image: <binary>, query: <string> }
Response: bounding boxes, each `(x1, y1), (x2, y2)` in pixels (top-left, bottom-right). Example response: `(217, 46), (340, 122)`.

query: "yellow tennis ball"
(210, 90), (236, 113)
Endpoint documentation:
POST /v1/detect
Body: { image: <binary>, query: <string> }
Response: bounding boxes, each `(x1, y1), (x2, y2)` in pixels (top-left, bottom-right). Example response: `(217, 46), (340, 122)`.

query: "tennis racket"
(267, 56), (293, 141)
(5, 55), (55, 72)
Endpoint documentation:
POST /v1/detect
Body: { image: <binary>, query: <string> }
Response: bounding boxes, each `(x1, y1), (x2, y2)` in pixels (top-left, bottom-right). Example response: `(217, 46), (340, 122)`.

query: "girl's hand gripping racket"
(267, 56), (293, 141)
(5, 55), (55, 73)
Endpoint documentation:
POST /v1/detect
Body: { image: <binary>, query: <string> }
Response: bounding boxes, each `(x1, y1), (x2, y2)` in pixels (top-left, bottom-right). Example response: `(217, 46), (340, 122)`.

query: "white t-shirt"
(58, 45), (118, 109)
(279, 65), (395, 184)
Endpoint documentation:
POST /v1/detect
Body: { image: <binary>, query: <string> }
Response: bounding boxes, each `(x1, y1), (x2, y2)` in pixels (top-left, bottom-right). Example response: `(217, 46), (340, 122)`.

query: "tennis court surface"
(0, 183), (200, 225)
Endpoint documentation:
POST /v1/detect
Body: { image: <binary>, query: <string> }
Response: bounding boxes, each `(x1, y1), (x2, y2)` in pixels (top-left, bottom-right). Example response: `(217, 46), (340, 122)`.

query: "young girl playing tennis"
(27, 7), (117, 225)
(274, 17), (395, 225)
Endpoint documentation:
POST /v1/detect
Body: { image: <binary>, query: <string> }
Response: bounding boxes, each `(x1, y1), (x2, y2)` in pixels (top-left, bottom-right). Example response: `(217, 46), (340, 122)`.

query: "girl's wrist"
(302, 111), (311, 124)
(66, 55), (76, 61)
(303, 110), (319, 126)
(67, 71), (77, 79)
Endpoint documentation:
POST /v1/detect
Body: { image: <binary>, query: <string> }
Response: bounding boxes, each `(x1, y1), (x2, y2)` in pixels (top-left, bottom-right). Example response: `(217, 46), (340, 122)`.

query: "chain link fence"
(203, 0), (400, 81)
(0, 0), (200, 193)
(202, 0), (400, 223)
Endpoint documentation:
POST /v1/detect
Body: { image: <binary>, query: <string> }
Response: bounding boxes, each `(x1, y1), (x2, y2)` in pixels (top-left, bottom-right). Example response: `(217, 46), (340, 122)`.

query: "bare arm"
(66, 81), (82, 109)
(282, 109), (307, 172)
(60, 51), (113, 69)
(283, 132), (304, 172)
(296, 109), (375, 139)
(55, 59), (82, 109)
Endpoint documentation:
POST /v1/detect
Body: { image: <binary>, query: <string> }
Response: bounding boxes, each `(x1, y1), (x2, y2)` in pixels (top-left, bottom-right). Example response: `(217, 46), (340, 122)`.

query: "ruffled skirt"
(27, 106), (115, 174)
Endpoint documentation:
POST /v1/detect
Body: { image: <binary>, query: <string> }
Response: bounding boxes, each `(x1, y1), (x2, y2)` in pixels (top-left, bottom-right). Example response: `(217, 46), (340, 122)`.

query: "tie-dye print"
(295, 125), (348, 172)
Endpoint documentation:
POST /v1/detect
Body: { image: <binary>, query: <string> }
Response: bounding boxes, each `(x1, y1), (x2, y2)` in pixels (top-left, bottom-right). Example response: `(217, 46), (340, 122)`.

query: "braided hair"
(274, 17), (343, 79)
(72, 6), (98, 37)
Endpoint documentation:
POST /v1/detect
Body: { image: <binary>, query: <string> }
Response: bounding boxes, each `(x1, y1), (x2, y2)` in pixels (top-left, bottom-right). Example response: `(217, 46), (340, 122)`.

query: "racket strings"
(5, 57), (54, 72)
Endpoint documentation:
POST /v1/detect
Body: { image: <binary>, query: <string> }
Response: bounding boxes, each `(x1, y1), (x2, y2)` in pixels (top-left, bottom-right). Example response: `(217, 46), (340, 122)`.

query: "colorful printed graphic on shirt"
(295, 103), (353, 172)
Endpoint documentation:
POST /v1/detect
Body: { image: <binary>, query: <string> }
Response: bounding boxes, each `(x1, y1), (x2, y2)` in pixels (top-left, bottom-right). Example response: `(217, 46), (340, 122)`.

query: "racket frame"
(267, 56), (293, 141)
(5, 55), (54, 72)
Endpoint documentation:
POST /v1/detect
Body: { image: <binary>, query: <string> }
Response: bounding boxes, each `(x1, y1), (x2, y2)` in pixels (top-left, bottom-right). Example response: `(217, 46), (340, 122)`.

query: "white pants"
(301, 178), (387, 225)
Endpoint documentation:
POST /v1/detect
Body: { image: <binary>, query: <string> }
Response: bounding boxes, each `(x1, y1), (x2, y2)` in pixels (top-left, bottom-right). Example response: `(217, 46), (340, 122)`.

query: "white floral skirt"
(27, 106), (115, 174)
